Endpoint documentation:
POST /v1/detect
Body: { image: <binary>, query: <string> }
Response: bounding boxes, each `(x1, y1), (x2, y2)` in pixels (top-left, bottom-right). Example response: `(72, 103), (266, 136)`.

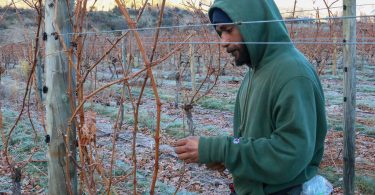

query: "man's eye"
(216, 30), (222, 37)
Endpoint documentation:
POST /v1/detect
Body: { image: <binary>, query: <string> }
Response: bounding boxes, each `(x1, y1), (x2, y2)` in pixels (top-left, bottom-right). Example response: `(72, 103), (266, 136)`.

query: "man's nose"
(220, 35), (230, 48)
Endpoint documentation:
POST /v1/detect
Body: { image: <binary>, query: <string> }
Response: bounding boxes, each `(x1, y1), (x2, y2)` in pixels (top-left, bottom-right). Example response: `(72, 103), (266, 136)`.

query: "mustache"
(226, 48), (236, 54)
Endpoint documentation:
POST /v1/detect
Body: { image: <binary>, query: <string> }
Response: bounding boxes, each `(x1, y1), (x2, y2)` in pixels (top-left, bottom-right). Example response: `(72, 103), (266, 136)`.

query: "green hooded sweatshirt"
(198, 0), (328, 194)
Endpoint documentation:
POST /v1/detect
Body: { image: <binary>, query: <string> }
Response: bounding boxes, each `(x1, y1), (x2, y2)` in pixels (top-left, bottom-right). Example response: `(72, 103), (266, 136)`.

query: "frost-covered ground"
(1, 61), (374, 194)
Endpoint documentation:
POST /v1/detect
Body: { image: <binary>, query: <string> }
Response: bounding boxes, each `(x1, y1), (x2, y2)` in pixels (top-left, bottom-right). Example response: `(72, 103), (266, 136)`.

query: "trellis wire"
(2, 39), (375, 50)
(39, 14), (375, 36)
(280, 3), (375, 15)
(0, 13), (374, 37)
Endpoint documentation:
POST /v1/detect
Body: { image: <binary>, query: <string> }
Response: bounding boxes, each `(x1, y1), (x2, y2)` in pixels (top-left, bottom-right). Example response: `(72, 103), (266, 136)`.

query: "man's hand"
(206, 163), (226, 172)
(174, 136), (199, 163)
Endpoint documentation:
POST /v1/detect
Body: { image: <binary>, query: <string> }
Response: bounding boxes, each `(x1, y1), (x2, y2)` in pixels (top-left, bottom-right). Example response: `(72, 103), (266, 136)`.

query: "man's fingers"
(177, 152), (192, 160)
(178, 151), (198, 160)
(174, 136), (199, 164)
(175, 138), (187, 146)
(174, 146), (188, 154)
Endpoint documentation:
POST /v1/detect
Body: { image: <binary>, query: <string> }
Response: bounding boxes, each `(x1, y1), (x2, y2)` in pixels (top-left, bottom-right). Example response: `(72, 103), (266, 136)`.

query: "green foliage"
(364, 129), (375, 136)
(24, 161), (48, 190)
(204, 125), (216, 132)
(158, 92), (175, 102)
(88, 103), (119, 120)
(319, 166), (342, 187)
(198, 96), (235, 111)
(0, 109), (14, 150)
(358, 84), (375, 93)
(86, 5), (193, 31)
(1, 108), (44, 162)
(0, 107), (47, 193)
(327, 118), (343, 131)
(86, 102), (160, 131)
(365, 77), (375, 82)
(131, 87), (153, 99)
(110, 6), (137, 16)
(138, 110), (156, 130)
(125, 114), (135, 125)
(356, 175), (375, 194)
(164, 120), (186, 139)
(0, 5), (193, 34)
(112, 160), (132, 176)
(320, 166), (375, 194)
(0, 7), (34, 29)
(87, 10), (128, 31)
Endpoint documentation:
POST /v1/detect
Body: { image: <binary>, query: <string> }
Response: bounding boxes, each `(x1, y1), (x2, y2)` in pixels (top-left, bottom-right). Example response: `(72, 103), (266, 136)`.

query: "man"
(174, 0), (327, 194)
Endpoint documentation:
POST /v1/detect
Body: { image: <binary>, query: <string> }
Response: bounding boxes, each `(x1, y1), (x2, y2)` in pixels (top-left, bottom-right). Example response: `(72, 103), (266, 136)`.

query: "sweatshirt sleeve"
(198, 77), (318, 184)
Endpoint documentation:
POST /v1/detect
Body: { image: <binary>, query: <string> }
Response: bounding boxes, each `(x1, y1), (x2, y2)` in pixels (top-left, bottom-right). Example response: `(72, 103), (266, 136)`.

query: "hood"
(208, 0), (293, 68)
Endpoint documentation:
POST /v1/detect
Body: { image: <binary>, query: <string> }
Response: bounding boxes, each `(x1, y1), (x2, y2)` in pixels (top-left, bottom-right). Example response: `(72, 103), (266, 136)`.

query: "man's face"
(216, 24), (251, 66)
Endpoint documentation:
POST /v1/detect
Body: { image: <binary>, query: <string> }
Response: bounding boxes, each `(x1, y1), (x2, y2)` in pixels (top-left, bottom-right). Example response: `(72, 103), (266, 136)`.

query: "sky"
(0, 0), (374, 16)
(273, 0), (375, 16)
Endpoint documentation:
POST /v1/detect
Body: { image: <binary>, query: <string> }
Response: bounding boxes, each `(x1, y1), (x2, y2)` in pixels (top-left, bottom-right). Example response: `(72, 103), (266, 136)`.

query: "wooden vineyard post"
(45, 0), (77, 194)
(333, 35), (337, 75)
(343, 0), (357, 194)
(361, 30), (365, 70)
(0, 61), (3, 133)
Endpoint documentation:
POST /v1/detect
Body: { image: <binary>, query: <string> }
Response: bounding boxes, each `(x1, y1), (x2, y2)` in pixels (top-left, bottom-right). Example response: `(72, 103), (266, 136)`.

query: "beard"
(232, 48), (251, 66)
(234, 56), (248, 66)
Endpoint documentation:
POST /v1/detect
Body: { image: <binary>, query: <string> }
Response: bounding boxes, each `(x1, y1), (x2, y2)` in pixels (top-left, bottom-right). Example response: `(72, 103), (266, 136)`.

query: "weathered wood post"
(332, 35), (337, 76)
(0, 60), (3, 132)
(361, 30), (365, 70)
(343, 0), (356, 194)
(45, 0), (77, 194)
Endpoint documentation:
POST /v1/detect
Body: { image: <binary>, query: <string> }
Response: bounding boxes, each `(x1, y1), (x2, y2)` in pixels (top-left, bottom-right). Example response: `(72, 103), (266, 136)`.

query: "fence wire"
(279, 3), (375, 15)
